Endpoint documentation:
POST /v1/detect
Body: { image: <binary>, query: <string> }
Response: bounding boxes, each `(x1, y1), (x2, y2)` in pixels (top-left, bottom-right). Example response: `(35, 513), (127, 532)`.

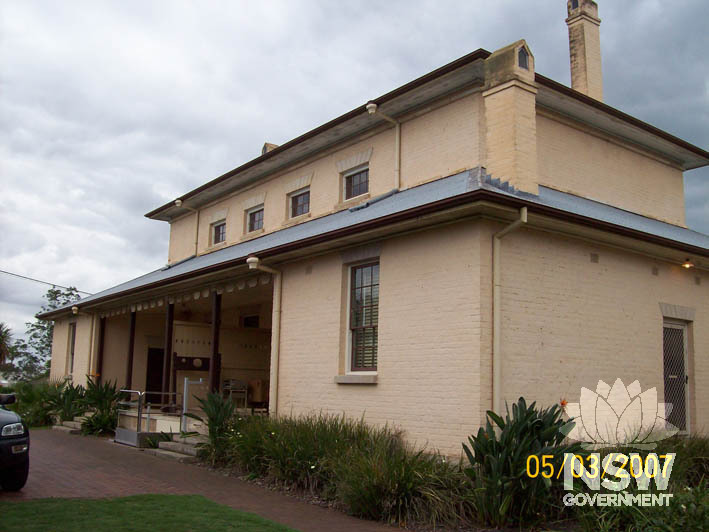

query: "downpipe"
(492, 207), (527, 414)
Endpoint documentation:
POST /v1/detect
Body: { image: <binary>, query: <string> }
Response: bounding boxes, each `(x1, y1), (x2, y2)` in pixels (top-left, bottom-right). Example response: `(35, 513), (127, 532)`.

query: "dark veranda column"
(209, 292), (222, 393)
(161, 302), (174, 405)
(95, 317), (106, 384)
(125, 311), (136, 389)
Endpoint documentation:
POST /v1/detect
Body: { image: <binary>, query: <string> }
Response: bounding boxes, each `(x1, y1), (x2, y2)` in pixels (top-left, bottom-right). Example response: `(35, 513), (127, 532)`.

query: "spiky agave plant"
(185, 393), (236, 466)
(81, 377), (121, 434)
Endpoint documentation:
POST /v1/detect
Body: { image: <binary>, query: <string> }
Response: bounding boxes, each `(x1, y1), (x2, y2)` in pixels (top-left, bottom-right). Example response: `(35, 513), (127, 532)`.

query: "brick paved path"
(0, 428), (391, 532)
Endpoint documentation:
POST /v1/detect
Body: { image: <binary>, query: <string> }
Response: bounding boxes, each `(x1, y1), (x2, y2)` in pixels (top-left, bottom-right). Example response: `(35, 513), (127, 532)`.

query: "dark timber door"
(145, 347), (165, 405)
(663, 323), (689, 432)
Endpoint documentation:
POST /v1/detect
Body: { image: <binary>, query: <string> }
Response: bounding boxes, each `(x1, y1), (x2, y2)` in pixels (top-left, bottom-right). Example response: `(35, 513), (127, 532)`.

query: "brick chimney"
(566, 0), (603, 101)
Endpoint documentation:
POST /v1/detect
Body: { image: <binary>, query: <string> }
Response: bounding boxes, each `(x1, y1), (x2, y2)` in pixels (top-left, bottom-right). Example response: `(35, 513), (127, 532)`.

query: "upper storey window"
(247, 205), (264, 233)
(212, 221), (226, 244)
(344, 167), (369, 200)
(290, 188), (310, 218)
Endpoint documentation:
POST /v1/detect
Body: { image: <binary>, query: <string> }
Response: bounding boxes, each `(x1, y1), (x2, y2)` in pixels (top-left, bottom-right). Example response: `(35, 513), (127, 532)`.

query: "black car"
(0, 394), (29, 491)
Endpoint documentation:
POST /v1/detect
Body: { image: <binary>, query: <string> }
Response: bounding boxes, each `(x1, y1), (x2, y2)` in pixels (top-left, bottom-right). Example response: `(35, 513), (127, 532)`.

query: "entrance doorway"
(145, 347), (165, 405)
(663, 322), (689, 432)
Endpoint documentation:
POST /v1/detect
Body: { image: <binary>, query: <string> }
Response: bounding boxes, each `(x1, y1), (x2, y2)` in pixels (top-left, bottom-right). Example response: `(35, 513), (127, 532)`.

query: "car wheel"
(1, 457), (29, 491)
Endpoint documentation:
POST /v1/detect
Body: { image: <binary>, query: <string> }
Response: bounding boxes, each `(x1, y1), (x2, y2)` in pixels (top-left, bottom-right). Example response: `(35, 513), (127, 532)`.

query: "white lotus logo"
(563, 379), (678, 449)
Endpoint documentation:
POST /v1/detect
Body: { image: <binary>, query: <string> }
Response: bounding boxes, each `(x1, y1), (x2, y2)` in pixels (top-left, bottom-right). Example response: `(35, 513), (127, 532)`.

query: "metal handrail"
(118, 389), (182, 433)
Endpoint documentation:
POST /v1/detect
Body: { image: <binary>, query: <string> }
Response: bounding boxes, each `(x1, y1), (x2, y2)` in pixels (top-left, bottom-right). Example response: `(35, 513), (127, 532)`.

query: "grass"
(0, 494), (299, 532)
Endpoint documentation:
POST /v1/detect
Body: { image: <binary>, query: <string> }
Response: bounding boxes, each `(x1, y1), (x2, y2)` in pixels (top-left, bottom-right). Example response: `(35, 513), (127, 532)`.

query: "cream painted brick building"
(42, 1), (709, 454)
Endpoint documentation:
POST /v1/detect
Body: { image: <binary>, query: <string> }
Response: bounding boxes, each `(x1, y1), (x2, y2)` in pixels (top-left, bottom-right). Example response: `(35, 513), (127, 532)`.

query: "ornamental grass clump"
(217, 413), (474, 527)
(462, 397), (584, 528)
(334, 434), (474, 527)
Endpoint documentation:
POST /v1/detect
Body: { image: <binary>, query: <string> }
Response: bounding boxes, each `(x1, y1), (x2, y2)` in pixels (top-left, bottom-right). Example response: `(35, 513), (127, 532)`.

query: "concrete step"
(62, 420), (82, 430)
(73, 414), (90, 422)
(143, 448), (198, 464)
(172, 434), (208, 446)
(52, 425), (80, 435)
(158, 441), (199, 456)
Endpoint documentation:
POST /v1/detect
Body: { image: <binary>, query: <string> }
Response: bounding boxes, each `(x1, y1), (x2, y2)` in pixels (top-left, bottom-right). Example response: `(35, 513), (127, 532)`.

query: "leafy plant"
(462, 397), (584, 528)
(8, 380), (63, 426)
(145, 431), (174, 449)
(185, 393), (236, 466)
(53, 382), (86, 422)
(335, 435), (473, 526)
(223, 413), (473, 528)
(81, 377), (121, 435)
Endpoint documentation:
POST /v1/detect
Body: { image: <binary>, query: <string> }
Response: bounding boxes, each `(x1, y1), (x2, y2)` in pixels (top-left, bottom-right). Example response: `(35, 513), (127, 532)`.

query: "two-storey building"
(42, 1), (709, 454)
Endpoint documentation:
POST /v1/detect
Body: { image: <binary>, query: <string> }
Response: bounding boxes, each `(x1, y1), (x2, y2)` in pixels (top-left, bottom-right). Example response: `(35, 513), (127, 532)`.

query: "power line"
(0, 269), (93, 295)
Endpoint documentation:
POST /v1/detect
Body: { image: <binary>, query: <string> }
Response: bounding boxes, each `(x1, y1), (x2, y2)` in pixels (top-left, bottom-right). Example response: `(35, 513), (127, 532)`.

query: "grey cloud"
(1, 0), (707, 336)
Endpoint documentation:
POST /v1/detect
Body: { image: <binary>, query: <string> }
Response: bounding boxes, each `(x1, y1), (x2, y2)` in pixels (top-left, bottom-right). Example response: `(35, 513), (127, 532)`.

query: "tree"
(1, 287), (81, 382)
(0, 322), (11, 366)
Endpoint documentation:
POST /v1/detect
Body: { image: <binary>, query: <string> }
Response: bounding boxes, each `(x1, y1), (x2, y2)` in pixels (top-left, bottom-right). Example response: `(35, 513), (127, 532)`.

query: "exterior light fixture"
(71, 306), (79, 315)
(682, 258), (694, 269)
(174, 199), (183, 207)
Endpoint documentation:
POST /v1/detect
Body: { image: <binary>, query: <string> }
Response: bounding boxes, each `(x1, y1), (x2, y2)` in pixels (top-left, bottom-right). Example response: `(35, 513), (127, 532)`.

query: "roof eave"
(48, 188), (708, 321)
(535, 74), (709, 170)
(144, 48), (493, 222)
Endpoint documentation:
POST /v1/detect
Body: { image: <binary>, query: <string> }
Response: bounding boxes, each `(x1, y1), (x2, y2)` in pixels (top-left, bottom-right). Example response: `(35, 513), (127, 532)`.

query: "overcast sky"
(1, 0), (708, 339)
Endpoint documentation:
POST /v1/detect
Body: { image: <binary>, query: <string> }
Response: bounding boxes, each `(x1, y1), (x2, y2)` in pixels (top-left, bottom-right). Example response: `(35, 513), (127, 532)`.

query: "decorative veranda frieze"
(97, 273), (272, 318)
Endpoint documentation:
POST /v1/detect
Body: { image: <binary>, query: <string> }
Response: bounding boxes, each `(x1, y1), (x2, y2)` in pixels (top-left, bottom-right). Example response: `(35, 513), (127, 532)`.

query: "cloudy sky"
(1, 0), (708, 339)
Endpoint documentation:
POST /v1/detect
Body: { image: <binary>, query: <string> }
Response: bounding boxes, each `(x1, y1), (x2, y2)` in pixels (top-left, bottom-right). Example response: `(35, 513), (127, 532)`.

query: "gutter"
(246, 257), (282, 416)
(41, 188), (709, 320)
(145, 48), (492, 220)
(535, 73), (709, 162)
(492, 207), (527, 414)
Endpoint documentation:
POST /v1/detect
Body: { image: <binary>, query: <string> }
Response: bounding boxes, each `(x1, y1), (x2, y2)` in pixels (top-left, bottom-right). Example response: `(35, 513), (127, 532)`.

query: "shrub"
(53, 382), (86, 422)
(9, 380), (63, 427)
(574, 480), (709, 532)
(335, 435), (473, 526)
(186, 393), (237, 466)
(221, 413), (473, 527)
(81, 377), (121, 435)
(462, 397), (584, 528)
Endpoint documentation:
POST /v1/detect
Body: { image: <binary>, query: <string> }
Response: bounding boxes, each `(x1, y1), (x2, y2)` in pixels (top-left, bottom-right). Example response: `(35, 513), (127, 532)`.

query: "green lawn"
(0, 494), (299, 532)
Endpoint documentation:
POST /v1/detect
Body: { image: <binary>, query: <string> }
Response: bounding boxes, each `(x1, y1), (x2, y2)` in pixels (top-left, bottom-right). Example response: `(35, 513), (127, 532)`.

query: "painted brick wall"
(277, 220), (483, 456)
(487, 223), (708, 433)
(167, 93), (481, 265)
(537, 113), (686, 226)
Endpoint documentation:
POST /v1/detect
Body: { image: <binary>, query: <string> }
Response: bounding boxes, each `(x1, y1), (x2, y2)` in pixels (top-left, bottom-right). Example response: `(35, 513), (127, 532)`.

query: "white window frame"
(245, 204), (264, 234)
(342, 165), (369, 202)
(345, 261), (379, 375)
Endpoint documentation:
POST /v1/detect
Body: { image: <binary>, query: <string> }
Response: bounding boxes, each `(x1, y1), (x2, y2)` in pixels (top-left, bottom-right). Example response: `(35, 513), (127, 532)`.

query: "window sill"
(239, 228), (265, 242)
(334, 374), (377, 385)
(333, 193), (370, 212)
(282, 212), (311, 228)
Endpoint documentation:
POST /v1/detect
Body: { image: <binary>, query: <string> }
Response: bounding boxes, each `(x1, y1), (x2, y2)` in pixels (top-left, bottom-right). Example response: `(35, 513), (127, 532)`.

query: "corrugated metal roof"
(43, 169), (708, 317)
